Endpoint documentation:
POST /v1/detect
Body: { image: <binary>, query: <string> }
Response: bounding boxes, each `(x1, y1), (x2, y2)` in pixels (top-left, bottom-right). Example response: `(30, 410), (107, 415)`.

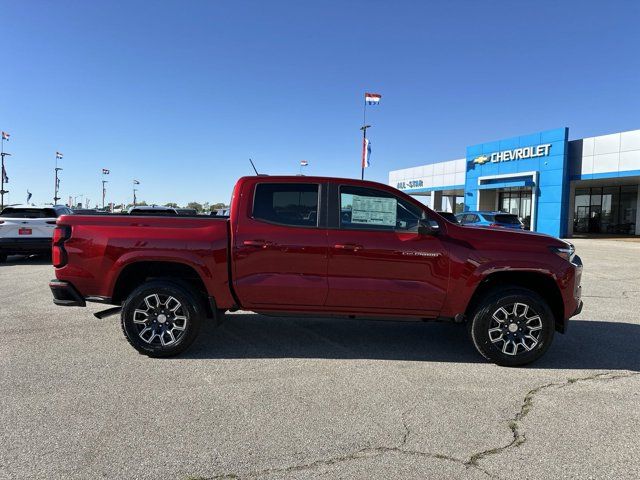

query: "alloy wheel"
(132, 293), (189, 347)
(487, 302), (543, 356)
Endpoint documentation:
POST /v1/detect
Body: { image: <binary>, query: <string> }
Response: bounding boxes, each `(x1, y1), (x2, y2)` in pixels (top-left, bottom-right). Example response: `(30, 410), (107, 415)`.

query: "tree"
(164, 202), (178, 208)
(210, 202), (227, 212)
(186, 201), (203, 212)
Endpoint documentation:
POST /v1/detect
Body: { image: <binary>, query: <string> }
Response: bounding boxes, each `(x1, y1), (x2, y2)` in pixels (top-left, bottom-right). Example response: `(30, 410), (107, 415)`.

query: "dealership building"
(389, 127), (640, 237)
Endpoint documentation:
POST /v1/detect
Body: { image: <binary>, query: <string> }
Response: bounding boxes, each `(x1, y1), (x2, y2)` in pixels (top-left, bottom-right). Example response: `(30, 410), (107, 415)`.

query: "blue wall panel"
(465, 127), (569, 237)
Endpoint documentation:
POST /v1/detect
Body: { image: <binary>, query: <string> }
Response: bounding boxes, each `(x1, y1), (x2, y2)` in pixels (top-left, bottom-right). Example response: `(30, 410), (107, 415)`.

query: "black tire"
(468, 287), (555, 367)
(121, 280), (205, 358)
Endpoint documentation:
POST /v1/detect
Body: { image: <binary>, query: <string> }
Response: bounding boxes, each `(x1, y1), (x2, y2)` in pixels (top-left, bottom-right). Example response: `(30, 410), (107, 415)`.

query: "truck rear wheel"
(468, 287), (555, 367)
(121, 280), (204, 357)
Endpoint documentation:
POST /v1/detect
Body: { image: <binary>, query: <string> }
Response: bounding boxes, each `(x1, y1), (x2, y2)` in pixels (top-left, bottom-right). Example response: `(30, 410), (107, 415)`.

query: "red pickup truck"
(50, 176), (582, 366)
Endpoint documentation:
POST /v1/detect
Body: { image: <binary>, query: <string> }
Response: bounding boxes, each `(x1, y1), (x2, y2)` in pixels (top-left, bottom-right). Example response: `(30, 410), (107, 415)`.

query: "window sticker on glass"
(351, 195), (397, 226)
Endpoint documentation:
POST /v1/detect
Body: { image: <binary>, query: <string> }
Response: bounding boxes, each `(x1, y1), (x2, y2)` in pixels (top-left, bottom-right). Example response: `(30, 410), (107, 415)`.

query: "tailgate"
(0, 218), (56, 238)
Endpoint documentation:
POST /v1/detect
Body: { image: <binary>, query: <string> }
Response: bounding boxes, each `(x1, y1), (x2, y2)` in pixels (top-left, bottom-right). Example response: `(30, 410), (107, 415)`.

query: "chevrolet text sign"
(474, 143), (552, 165)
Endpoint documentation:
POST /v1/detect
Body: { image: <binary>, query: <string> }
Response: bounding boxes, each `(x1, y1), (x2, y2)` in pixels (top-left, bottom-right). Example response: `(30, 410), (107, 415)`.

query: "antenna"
(249, 158), (259, 175)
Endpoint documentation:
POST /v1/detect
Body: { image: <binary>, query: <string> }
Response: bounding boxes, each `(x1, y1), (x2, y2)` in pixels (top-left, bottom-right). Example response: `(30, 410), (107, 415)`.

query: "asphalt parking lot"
(1, 238), (639, 480)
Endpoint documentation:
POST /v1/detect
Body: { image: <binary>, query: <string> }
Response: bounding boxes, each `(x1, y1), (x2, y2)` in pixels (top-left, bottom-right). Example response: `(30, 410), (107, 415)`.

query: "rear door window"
(462, 214), (478, 224)
(253, 183), (319, 227)
(495, 214), (521, 225)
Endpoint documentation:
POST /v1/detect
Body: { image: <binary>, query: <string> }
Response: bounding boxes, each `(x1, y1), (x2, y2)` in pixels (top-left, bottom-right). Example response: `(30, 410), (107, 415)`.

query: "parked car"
(126, 206), (201, 216)
(455, 211), (524, 230)
(436, 211), (459, 224)
(0, 205), (73, 262)
(175, 208), (198, 216)
(50, 176), (582, 366)
(71, 208), (110, 215)
(127, 205), (179, 216)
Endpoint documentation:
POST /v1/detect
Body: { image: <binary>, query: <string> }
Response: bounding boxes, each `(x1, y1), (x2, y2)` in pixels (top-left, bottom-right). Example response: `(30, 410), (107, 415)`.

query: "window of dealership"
(573, 185), (638, 235)
(389, 127), (640, 237)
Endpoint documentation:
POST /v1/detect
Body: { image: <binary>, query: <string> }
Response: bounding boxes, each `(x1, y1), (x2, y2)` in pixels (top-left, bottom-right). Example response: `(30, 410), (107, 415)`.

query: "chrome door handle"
(334, 243), (363, 252)
(243, 239), (274, 248)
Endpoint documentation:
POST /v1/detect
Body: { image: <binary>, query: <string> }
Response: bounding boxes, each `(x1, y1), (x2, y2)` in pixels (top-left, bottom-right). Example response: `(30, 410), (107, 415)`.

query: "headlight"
(549, 242), (575, 261)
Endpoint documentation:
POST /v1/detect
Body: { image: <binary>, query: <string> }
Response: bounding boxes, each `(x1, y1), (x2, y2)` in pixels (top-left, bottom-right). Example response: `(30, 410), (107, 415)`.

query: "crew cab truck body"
(50, 176), (583, 366)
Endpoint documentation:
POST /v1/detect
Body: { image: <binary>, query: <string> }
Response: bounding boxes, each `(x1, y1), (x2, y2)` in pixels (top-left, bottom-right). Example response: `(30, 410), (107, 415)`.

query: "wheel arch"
(465, 271), (565, 333)
(112, 260), (213, 317)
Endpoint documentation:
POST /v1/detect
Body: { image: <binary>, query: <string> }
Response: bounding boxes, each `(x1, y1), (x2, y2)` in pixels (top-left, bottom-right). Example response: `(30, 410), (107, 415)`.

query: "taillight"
(0, 220), (4, 224)
(52, 226), (69, 245)
(52, 226), (71, 267)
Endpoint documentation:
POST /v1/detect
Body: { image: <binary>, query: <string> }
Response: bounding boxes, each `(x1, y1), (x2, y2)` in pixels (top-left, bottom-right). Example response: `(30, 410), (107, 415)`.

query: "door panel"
(233, 182), (329, 307)
(326, 185), (449, 315)
(326, 229), (449, 313)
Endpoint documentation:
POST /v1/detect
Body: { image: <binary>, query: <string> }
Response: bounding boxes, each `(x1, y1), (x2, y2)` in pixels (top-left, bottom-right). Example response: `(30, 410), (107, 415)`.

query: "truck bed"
(55, 214), (236, 307)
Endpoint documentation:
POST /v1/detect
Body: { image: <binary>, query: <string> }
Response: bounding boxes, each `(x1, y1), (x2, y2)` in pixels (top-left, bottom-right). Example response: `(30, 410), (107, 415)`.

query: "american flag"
(102, 168), (110, 174)
(56, 151), (63, 159)
(133, 179), (140, 185)
(300, 160), (308, 167)
(1, 131), (9, 141)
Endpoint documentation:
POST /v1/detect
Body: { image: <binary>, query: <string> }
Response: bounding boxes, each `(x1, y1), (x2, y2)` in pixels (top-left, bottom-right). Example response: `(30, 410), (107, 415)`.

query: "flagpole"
(1, 136), (5, 210)
(361, 96), (367, 180)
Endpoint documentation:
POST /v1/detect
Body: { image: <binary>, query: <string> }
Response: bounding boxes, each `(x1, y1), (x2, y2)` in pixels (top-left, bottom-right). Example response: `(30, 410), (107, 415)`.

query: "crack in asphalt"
(208, 404), (494, 480)
(466, 370), (640, 470)
(202, 370), (638, 480)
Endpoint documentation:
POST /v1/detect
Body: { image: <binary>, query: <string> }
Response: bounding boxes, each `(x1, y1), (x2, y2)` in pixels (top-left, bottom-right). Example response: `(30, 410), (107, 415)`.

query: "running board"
(94, 306), (122, 319)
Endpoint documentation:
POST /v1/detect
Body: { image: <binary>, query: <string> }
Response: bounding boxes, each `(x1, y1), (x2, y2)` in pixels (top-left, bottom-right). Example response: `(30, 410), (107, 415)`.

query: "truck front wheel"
(468, 287), (555, 367)
(121, 280), (204, 357)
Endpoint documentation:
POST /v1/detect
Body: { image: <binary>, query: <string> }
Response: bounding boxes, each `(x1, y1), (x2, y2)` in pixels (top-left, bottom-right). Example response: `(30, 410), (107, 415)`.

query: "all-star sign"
(473, 143), (552, 165)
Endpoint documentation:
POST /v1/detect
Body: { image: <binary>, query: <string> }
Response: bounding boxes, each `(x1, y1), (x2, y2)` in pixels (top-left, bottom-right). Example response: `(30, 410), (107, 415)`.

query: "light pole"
(1, 152), (11, 211)
(54, 152), (63, 204)
(0, 131), (10, 210)
(133, 179), (140, 207)
(102, 180), (108, 210)
(54, 167), (63, 204)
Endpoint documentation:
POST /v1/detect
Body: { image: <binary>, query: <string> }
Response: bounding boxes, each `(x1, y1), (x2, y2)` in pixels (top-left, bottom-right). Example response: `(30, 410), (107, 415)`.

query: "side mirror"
(418, 219), (440, 236)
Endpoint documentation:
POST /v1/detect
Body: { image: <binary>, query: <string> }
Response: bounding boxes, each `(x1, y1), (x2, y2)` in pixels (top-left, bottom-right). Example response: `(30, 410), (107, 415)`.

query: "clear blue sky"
(2, 0), (639, 207)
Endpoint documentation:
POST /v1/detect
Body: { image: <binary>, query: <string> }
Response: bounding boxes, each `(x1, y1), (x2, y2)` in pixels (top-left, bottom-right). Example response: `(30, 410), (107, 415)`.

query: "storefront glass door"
(574, 185), (638, 234)
(498, 187), (533, 230)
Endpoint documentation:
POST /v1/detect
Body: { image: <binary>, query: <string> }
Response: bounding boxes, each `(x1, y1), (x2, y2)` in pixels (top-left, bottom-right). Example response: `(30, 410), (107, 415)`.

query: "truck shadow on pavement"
(185, 314), (639, 371)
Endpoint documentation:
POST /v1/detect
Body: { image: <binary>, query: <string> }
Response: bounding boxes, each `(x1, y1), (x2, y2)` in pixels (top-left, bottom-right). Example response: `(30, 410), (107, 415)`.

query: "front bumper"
(0, 237), (52, 254)
(559, 254), (583, 333)
(573, 299), (583, 316)
(49, 280), (86, 307)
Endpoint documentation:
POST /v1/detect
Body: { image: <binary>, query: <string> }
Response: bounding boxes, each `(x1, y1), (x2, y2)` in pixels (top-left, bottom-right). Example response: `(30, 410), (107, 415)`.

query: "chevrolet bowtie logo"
(473, 155), (489, 165)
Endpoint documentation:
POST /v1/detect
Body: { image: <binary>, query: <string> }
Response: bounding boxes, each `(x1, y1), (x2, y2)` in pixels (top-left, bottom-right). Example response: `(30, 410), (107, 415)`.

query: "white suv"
(0, 205), (73, 262)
